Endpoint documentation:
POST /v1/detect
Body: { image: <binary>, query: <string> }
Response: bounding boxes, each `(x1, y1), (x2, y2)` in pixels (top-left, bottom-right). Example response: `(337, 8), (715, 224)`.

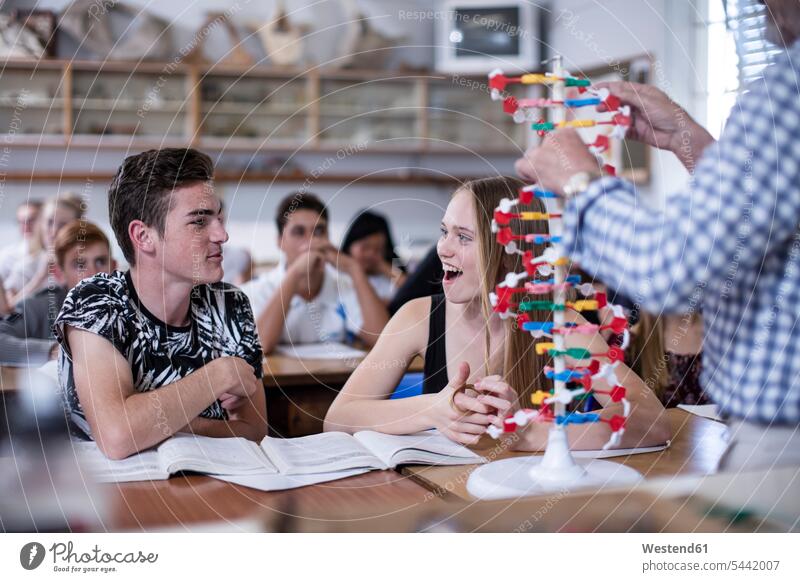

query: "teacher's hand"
(515, 128), (600, 196)
(594, 81), (715, 171)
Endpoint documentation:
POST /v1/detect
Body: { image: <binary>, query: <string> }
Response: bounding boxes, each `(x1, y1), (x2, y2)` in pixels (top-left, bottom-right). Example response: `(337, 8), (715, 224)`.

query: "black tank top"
(422, 294), (449, 394)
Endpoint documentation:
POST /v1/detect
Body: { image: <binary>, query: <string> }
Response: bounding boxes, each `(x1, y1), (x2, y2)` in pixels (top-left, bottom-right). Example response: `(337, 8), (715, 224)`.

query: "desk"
(263, 354), (424, 437)
(402, 409), (729, 501)
(0, 365), (20, 392)
(104, 469), (438, 531)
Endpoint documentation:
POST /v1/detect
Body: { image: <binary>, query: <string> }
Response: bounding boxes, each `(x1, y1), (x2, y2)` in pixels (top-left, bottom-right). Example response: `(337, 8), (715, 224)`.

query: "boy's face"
(158, 182), (228, 285)
(279, 209), (328, 267)
(59, 241), (112, 289)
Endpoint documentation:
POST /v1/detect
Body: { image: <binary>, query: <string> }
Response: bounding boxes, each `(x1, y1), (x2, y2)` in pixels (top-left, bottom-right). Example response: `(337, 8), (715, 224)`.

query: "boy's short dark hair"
(275, 192), (328, 236)
(54, 220), (110, 268)
(108, 148), (214, 265)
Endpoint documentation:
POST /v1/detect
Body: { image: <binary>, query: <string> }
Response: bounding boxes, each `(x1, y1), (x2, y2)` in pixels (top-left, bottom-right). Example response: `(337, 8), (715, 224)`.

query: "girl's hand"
(474, 375), (518, 428)
(434, 361), (493, 445)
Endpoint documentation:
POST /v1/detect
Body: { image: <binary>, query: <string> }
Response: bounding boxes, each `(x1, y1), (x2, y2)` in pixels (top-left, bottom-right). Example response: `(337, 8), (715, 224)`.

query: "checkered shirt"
(561, 41), (800, 425)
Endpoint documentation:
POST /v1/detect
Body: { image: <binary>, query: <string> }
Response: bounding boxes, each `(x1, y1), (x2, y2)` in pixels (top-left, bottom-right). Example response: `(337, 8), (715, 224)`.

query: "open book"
(73, 433), (278, 483)
(274, 342), (366, 360)
(75, 430), (485, 488)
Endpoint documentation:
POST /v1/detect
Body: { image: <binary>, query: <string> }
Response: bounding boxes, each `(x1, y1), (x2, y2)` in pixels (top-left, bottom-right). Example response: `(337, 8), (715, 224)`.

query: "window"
(705, 0), (781, 137)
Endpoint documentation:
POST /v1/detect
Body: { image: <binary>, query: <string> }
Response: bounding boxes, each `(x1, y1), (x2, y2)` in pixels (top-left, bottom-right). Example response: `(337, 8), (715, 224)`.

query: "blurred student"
(0, 221), (112, 367)
(242, 192), (389, 354)
(0, 278), (9, 315)
(341, 210), (407, 304)
(0, 199), (42, 273)
(0, 199), (43, 307)
(6, 196), (83, 305)
(54, 148), (267, 459)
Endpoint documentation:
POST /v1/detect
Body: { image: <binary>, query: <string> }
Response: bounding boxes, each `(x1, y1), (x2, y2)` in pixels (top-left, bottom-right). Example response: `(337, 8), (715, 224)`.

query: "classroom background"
(1, 0), (798, 540)
(0, 0), (743, 269)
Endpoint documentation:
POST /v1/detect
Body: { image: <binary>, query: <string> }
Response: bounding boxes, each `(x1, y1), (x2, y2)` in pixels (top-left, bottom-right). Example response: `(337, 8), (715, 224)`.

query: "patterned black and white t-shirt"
(54, 270), (263, 439)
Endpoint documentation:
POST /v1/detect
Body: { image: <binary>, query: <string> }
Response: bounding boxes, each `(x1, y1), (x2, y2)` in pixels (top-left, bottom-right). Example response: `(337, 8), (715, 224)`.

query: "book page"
(354, 430), (485, 468)
(158, 433), (277, 475)
(259, 432), (385, 475)
(275, 342), (366, 360)
(677, 404), (722, 422)
(72, 441), (167, 483)
(213, 467), (372, 492)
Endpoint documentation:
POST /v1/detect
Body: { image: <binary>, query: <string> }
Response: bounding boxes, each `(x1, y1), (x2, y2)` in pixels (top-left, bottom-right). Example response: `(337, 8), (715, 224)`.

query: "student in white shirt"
(5, 196), (83, 306)
(0, 199), (42, 308)
(243, 192), (389, 354)
(340, 210), (407, 304)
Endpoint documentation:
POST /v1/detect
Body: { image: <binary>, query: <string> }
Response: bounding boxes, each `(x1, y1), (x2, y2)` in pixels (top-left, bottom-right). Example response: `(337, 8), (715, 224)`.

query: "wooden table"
(0, 365), (23, 392)
(103, 469), (439, 532)
(402, 409), (729, 500)
(263, 354), (424, 437)
(12, 405), (783, 533)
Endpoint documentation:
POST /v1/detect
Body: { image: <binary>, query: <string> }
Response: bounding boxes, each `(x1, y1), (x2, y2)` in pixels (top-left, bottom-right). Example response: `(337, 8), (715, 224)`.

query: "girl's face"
(349, 232), (387, 274)
(438, 189), (480, 304)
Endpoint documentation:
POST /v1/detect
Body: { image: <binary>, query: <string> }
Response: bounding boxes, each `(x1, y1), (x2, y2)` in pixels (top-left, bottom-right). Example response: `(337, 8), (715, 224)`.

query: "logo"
(20, 542), (46, 570)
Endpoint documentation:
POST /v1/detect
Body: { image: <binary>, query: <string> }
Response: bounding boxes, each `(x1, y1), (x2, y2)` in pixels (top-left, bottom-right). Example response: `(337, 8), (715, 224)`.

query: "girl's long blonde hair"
(628, 311), (668, 398)
(460, 176), (550, 406)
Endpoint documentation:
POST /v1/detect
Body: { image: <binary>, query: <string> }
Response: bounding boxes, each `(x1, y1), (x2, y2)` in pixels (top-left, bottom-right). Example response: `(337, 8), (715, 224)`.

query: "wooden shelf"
(0, 58), (525, 161)
(0, 170), (475, 186)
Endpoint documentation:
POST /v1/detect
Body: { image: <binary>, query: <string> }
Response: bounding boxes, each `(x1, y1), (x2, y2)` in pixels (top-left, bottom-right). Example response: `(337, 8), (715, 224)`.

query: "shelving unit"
(0, 58), (528, 156)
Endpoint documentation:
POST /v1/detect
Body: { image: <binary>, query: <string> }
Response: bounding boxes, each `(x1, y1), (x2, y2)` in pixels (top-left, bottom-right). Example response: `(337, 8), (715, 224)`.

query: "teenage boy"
(55, 148), (267, 459)
(243, 192), (388, 354)
(0, 220), (112, 366)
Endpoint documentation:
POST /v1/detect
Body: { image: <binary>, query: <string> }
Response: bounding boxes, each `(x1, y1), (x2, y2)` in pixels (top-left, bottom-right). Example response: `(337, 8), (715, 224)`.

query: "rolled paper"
(564, 97), (601, 107)
(564, 77), (591, 87)
(520, 300), (566, 312)
(519, 186), (557, 203)
(568, 299), (599, 311)
(548, 347), (592, 359)
(519, 211), (557, 220)
(556, 412), (600, 425)
(525, 234), (562, 244)
(530, 390), (551, 405)
(556, 323), (600, 335)
(522, 321), (554, 334)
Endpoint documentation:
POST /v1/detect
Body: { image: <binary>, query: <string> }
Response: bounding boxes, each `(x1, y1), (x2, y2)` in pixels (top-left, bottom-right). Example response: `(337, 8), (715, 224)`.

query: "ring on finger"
(450, 383), (474, 415)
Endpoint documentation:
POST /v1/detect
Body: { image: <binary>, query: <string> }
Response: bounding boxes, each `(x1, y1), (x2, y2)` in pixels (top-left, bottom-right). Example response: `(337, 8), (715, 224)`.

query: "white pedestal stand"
(466, 426), (642, 500)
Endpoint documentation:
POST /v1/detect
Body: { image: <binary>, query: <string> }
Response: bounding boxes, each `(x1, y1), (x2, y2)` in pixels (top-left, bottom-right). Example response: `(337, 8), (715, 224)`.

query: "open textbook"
(274, 342), (366, 360)
(75, 430), (485, 489)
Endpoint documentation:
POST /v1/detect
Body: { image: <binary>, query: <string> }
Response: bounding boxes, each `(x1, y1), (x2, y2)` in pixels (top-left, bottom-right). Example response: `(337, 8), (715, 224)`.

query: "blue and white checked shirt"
(562, 40), (800, 425)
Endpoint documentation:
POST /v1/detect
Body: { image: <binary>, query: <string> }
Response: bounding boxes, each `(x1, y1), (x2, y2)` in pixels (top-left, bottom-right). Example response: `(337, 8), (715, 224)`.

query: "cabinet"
(1, 59), (527, 155)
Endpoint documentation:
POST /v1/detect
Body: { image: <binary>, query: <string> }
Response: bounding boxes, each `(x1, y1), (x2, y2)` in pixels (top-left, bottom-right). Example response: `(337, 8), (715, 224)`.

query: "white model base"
(466, 456), (643, 500)
(466, 428), (642, 500)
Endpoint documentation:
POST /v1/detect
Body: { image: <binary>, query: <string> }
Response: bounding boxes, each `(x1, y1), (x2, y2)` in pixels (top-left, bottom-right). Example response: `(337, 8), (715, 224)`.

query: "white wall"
(549, 0), (707, 202)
